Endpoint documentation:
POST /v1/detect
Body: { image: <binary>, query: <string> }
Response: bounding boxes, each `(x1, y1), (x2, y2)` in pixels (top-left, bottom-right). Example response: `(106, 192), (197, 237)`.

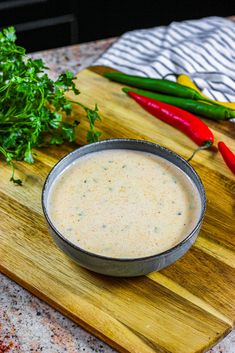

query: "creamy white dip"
(48, 149), (201, 258)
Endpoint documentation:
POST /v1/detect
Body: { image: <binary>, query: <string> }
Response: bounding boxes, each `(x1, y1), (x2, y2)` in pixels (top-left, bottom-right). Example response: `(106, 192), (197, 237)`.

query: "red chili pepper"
(218, 141), (235, 175)
(127, 91), (214, 148)
(127, 91), (214, 162)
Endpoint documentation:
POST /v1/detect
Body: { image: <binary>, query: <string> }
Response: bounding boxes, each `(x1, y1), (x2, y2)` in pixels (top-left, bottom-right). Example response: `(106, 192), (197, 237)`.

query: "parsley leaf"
(0, 27), (102, 184)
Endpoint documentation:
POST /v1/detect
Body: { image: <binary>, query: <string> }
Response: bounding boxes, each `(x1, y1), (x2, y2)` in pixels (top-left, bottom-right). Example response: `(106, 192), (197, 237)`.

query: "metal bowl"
(42, 138), (206, 277)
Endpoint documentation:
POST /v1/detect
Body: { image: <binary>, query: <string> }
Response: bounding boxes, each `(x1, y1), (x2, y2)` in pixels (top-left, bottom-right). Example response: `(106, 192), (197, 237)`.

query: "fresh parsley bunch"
(0, 27), (101, 184)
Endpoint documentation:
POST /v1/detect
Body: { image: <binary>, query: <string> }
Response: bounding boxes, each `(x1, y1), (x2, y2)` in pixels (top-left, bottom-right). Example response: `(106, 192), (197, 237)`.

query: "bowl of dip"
(42, 138), (206, 277)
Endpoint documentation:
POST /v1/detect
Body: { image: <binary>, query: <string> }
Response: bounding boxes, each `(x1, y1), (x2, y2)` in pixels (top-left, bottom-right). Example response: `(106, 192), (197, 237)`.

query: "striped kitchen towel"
(93, 16), (235, 104)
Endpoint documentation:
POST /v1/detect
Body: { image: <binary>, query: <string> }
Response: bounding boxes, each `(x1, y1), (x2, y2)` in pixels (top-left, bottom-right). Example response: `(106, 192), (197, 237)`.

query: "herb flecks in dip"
(48, 149), (201, 258)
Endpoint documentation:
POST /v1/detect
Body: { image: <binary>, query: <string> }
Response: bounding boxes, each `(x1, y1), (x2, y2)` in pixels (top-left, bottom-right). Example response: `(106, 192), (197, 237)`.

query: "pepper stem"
(198, 96), (224, 107)
(187, 141), (212, 162)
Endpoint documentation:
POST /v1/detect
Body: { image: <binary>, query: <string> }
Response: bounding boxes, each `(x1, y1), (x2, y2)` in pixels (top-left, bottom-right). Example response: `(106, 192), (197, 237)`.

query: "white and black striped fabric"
(93, 16), (235, 106)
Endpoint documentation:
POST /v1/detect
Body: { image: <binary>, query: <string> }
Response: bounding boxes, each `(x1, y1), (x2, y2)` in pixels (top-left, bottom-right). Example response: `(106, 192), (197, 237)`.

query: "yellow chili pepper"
(177, 74), (235, 110)
(177, 74), (201, 92)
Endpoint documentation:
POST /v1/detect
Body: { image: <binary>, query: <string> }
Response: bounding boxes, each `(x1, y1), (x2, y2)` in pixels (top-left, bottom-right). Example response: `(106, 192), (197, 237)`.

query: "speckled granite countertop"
(0, 38), (235, 353)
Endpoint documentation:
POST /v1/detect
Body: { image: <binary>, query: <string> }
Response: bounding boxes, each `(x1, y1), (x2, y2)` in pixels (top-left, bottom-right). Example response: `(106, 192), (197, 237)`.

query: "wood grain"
(0, 67), (234, 353)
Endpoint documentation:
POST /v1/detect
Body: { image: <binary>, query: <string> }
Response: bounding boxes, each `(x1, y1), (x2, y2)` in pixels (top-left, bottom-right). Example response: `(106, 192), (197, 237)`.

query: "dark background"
(0, 0), (234, 52)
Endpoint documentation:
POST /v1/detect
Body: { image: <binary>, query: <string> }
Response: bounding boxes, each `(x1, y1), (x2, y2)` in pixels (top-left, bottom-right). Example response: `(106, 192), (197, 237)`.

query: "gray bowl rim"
(42, 138), (206, 263)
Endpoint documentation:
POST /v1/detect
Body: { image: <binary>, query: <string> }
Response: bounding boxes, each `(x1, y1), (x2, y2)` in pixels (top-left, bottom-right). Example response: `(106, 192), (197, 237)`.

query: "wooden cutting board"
(1, 66), (235, 353)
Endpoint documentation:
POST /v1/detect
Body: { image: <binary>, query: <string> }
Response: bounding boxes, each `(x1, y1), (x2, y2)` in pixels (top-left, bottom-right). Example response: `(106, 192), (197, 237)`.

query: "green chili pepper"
(104, 72), (224, 107)
(122, 87), (235, 120)
(104, 72), (205, 100)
